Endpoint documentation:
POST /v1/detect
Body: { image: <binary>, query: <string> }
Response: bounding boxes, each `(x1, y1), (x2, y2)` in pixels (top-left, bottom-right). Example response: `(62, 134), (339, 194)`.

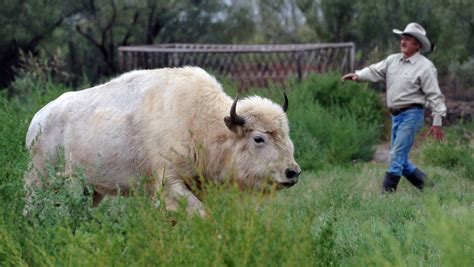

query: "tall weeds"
(0, 72), (472, 266)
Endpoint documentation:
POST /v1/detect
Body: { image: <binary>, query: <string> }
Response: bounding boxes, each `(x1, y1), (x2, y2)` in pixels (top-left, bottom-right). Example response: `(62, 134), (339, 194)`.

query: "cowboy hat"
(393, 22), (432, 53)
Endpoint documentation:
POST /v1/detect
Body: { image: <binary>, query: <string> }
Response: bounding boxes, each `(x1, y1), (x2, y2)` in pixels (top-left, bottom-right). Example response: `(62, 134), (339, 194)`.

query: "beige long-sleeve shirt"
(355, 52), (446, 126)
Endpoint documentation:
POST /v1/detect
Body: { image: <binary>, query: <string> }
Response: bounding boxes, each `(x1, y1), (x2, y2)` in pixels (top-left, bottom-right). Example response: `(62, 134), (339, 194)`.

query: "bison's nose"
(285, 168), (301, 179)
(282, 169), (300, 188)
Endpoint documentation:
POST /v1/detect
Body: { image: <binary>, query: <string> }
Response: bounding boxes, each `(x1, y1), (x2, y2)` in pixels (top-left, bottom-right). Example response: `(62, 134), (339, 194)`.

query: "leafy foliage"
(449, 57), (474, 99)
(0, 0), (80, 87)
(288, 73), (384, 169)
(2, 0), (474, 93)
(420, 121), (474, 180)
(0, 76), (473, 266)
(25, 157), (94, 232)
(0, 0), (256, 88)
(228, 73), (384, 170)
(10, 50), (73, 97)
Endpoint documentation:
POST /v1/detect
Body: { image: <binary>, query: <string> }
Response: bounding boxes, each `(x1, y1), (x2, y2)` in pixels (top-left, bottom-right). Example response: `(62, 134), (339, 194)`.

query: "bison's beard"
(234, 174), (286, 194)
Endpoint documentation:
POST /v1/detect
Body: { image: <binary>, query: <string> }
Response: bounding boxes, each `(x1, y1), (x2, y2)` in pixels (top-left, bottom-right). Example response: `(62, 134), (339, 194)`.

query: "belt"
(389, 103), (424, 116)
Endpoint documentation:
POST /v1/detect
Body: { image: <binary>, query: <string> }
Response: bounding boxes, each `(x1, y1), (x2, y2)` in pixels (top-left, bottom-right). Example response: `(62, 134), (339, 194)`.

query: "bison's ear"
(225, 96), (245, 132)
(224, 116), (245, 132)
(224, 116), (236, 131)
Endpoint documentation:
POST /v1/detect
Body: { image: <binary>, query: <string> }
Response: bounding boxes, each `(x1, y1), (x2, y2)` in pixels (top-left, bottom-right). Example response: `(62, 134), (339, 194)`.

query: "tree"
(0, 0), (80, 87)
(156, 0), (255, 43)
(254, 0), (311, 43)
(74, 0), (144, 74)
(297, 0), (356, 42)
(73, 0), (255, 78)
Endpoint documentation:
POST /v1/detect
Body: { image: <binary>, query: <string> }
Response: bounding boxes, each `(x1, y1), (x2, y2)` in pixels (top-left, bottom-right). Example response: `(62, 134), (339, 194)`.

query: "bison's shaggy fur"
(25, 67), (300, 216)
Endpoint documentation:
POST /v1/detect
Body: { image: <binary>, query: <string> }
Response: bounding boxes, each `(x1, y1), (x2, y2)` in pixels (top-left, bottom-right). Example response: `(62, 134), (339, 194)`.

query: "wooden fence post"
(350, 42), (355, 72)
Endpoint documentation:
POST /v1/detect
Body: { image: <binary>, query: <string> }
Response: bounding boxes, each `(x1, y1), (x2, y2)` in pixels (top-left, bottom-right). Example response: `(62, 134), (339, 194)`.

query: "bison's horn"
(282, 92), (288, 112)
(229, 95), (245, 126)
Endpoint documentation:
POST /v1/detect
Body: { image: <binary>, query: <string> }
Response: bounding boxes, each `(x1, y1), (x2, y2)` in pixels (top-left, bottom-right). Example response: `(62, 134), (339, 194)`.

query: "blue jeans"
(387, 107), (424, 177)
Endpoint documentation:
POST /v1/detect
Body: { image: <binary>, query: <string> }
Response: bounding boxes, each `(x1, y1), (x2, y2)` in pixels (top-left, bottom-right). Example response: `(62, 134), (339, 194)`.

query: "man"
(341, 22), (446, 192)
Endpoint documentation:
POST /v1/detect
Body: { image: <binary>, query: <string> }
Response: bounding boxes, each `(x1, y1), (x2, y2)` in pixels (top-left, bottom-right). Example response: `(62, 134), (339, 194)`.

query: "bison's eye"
(254, 136), (265, 144)
(251, 132), (268, 148)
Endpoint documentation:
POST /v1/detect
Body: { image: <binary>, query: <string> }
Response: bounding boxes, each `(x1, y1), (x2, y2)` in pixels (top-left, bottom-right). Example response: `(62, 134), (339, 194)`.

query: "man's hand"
(427, 125), (445, 141)
(341, 73), (359, 82)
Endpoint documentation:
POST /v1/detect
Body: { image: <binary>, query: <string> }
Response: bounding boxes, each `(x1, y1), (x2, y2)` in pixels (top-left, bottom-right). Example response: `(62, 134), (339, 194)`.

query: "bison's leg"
(92, 191), (105, 207)
(163, 178), (206, 217)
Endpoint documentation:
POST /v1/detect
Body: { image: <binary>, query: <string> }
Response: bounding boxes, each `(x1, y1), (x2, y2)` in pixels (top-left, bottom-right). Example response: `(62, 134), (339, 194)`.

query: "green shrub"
(9, 50), (73, 98)
(0, 81), (71, 258)
(426, 199), (474, 267)
(288, 73), (384, 168)
(312, 211), (337, 267)
(231, 73), (385, 170)
(290, 102), (381, 168)
(352, 197), (474, 267)
(26, 159), (93, 231)
(448, 57), (474, 99)
(1, 73), (472, 266)
(0, 94), (30, 214)
(421, 121), (474, 180)
(303, 73), (385, 125)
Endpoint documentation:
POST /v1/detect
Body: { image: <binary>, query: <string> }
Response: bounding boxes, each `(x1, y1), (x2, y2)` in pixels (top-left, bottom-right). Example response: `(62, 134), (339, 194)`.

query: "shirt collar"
(399, 52), (421, 64)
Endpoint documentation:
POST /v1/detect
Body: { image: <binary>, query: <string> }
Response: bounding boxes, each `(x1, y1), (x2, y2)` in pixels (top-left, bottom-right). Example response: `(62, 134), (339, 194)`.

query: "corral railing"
(119, 43), (355, 89)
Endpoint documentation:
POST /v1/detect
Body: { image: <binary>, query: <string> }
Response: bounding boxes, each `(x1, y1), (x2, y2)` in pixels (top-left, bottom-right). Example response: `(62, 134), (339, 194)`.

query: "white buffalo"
(25, 66), (301, 216)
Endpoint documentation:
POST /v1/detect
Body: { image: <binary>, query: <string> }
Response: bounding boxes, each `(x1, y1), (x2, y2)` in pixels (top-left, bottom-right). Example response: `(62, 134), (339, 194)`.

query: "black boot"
(383, 172), (401, 193)
(404, 168), (431, 190)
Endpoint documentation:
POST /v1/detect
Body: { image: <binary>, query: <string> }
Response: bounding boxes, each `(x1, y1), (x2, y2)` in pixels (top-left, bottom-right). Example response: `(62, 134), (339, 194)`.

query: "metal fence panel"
(119, 43), (355, 89)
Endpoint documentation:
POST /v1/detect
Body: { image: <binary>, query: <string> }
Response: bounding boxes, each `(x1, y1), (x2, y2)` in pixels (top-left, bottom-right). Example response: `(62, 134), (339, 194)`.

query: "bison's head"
(223, 93), (301, 191)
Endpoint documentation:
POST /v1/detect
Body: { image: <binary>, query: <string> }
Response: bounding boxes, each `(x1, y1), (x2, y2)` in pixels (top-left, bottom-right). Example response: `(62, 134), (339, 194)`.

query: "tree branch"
(122, 11), (140, 46)
(76, 25), (101, 50)
(25, 8), (81, 51)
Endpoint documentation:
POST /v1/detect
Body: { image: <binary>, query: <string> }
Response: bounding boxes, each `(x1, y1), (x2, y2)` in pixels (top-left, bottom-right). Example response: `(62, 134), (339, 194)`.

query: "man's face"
(400, 34), (420, 58)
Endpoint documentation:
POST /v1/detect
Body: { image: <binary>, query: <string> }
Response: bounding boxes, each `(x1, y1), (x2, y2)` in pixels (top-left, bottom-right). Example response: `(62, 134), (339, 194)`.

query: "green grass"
(2, 164), (472, 266)
(1, 75), (473, 266)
